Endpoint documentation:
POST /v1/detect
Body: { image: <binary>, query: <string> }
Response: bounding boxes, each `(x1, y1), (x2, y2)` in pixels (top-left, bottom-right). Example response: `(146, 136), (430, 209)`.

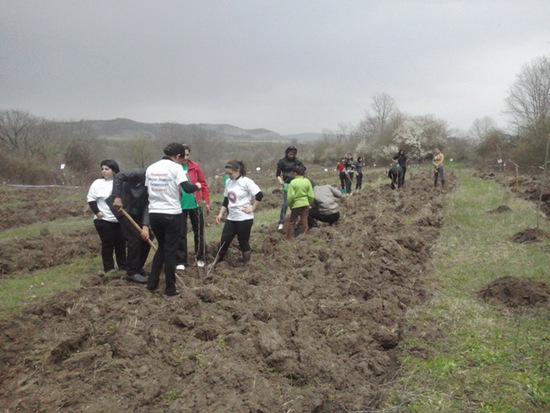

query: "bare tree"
(0, 109), (39, 155)
(371, 93), (396, 132)
(505, 56), (550, 132)
(470, 116), (497, 140)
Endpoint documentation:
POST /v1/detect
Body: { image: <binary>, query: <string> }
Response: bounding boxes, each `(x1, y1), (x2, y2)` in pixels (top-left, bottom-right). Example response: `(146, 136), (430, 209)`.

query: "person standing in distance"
(275, 146), (306, 230)
(355, 156), (364, 190)
(145, 142), (201, 297)
(433, 148), (445, 188)
(343, 152), (355, 194)
(176, 144), (210, 270)
(392, 149), (408, 188)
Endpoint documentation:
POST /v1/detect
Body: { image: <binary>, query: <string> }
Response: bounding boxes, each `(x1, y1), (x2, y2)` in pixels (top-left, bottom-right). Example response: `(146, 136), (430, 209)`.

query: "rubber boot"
(242, 250), (251, 266)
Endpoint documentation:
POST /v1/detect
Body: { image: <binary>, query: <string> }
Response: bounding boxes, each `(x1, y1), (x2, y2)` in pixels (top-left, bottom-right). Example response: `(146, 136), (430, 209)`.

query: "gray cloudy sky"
(1, 0), (550, 135)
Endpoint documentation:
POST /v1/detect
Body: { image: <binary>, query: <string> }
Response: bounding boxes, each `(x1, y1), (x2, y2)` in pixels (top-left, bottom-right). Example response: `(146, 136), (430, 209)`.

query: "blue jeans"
(434, 166), (444, 185)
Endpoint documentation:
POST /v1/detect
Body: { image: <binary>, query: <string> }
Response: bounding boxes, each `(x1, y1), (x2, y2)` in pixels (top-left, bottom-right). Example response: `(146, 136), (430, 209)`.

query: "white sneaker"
(176, 264), (185, 271)
(197, 260), (205, 268)
(277, 223), (284, 230)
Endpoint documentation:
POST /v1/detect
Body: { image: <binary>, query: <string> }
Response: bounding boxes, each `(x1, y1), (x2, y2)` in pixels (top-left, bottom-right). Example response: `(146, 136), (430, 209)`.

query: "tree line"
(310, 55), (550, 173)
(1, 55), (549, 185)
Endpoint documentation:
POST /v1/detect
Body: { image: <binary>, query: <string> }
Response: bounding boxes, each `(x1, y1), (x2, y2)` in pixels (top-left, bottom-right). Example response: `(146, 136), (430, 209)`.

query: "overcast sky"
(1, 1), (549, 135)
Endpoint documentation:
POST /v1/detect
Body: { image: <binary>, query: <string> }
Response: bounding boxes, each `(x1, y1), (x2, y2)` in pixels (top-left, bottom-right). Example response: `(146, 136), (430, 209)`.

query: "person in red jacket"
(336, 157), (346, 193)
(176, 144), (211, 270)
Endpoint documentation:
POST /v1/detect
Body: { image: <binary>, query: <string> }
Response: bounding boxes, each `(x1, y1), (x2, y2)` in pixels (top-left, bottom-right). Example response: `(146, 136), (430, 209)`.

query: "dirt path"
(0, 171), (449, 412)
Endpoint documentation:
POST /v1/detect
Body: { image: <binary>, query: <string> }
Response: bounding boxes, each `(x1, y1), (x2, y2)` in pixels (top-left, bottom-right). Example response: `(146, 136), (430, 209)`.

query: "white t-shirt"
(86, 178), (118, 222)
(224, 176), (261, 221)
(146, 158), (189, 214)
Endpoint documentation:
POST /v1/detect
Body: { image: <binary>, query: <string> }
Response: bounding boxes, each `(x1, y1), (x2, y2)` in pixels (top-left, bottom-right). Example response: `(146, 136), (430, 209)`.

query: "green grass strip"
(0, 257), (102, 320)
(384, 169), (550, 412)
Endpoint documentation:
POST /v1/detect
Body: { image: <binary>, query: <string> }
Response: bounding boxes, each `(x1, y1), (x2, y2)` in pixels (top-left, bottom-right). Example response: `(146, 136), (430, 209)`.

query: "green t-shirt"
(179, 164), (198, 210)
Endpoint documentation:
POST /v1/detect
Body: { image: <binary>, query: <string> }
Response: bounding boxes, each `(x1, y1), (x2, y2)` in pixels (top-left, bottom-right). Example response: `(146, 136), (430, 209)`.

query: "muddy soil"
(0, 229), (98, 276)
(510, 228), (550, 244)
(479, 276), (550, 308)
(0, 186), (89, 231)
(0, 170), (449, 412)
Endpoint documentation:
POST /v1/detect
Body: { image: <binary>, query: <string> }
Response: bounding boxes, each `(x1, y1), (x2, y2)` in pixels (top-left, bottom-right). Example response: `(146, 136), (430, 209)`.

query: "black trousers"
(93, 219), (126, 272)
(398, 166), (406, 187)
(219, 219), (254, 253)
(355, 172), (363, 189)
(339, 172), (347, 190)
(148, 213), (181, 295)
(308, 208), (340, 228)
(119, 212), (151, 276)
(177, 208), (206, 265)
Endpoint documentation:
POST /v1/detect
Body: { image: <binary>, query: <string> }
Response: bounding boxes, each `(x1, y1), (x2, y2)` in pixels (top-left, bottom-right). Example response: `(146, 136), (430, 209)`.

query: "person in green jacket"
(285, 165), (314, 240)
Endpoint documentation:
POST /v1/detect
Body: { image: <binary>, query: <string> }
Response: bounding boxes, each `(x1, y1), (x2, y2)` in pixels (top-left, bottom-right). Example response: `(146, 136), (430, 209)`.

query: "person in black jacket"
(109, 169), (151, 284)
(275, 146), (306, 230)
(392, 149), (408, 188)
(388, 165), (400, 190)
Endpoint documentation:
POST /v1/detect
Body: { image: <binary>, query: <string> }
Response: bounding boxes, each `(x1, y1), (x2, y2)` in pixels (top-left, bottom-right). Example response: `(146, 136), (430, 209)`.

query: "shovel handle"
(119, 208), (157, 251)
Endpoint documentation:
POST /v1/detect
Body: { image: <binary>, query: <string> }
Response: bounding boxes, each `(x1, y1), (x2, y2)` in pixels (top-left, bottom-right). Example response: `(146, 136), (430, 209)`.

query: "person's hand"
(141, 226), (150, 241)
(242, 204), (254, 214)
(215, 214), (223, 225)
(204, 204), (211, 214)
(113, 197), (123, 211)
(196, 182), (202, 189)
(97, 212), (105, 219)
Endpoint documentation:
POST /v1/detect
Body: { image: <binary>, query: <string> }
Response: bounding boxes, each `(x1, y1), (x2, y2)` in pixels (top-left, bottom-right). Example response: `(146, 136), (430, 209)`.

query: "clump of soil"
(487, 205), (512, 214)
(473, 172), (496, 180)
(479, 276), (550, 308)
(510, 228), (550, 243)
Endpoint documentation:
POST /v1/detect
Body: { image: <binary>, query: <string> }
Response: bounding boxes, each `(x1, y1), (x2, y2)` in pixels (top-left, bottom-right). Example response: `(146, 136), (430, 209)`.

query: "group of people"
(387, 148), (445, 189)
(275, 147), (343, 239)
(336, 153), (364, 194)
(87, 142), (263, 297)
(87, 143), (444, 296)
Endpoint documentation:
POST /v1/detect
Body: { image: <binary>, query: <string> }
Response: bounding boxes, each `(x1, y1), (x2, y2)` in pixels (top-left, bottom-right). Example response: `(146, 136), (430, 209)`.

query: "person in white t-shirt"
(87, 159), (127, 273)
(212, 160), (263, 267)
(145, 142), (201, 297)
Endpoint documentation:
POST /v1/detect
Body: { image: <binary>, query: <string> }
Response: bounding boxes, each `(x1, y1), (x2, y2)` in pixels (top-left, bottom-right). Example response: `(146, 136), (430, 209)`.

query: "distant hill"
(78, 118), (291, 142)
(283, 132), (323, 142)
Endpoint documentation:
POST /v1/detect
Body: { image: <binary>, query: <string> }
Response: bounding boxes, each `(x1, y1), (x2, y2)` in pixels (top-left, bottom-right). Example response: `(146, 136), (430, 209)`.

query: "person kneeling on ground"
(285, 165), (314, 240)
(308, 182), (342, 229)
(212, 160), (263, 267)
